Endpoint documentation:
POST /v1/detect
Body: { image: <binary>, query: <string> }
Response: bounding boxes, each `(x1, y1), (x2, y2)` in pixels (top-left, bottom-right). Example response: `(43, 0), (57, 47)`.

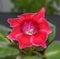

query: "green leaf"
(45, 41), (60, 59)
(0, 41), (8, 47)
(23, 56), (41, 59)
(0, 25), (11, 43)
(47, 22), (56, 45)
(0, 41), (19, 58)
(56, 0), (60, 5)
(0, 25), (11, 36)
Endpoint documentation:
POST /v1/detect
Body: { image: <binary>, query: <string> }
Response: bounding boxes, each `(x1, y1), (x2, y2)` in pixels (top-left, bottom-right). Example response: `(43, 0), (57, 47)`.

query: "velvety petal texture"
(18, 13), (34, 21)
(8, 18), (21, 27)
(17, 35), (32, 49)
(7, 7), (52, 49)
(38, 18), (52, 34)
(7, 27), (23, 40)
(33, 7), (45, 20)
(31, 31), (48, 48)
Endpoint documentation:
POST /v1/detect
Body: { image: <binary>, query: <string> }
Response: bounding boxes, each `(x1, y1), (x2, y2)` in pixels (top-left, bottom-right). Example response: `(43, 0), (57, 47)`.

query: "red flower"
(7, 7), (52, 49)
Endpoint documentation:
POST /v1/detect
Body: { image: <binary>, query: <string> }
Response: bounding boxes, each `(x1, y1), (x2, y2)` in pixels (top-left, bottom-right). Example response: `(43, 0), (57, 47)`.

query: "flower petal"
(33, 7), (45, 20)
(8, 18), (21, 27)
(7, 27), (23, 40)
(17, 35), (32, 49)
(18, 13), (34, 20)
(31, 31), (48, 48)
(38, 18), (52, 34)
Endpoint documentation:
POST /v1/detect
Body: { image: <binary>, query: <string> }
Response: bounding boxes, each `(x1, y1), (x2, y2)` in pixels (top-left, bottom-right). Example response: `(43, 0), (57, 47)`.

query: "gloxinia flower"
(7, 7), (52, 49)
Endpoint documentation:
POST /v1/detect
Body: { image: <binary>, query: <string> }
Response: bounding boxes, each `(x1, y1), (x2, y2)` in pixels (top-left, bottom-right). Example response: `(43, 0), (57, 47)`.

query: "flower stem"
(33, 51), (46, 59)
(33, 51), (42, 56)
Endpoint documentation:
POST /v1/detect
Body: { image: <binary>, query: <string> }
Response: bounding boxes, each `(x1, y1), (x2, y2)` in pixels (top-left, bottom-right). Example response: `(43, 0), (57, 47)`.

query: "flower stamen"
(21, 21), (39, 35)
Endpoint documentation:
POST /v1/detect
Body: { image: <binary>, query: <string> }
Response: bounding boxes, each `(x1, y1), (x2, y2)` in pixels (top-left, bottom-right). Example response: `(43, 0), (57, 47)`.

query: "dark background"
(0, 13), (60, 40)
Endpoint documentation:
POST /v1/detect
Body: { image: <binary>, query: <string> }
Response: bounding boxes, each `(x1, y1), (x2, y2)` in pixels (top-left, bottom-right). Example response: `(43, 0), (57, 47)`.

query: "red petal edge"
(31, 31), (48, 48)
(18, 13), (34, 21)
(7, 18), (21, 27)
(32, 7), (45, 20)
(7, 27), (23, 40)
(17, 35), (32, 49)
(38, 18), (52, 34)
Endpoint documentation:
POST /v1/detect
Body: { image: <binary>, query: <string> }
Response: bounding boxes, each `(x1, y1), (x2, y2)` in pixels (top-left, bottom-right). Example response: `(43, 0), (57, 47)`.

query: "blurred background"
(0, 0), (60, 14)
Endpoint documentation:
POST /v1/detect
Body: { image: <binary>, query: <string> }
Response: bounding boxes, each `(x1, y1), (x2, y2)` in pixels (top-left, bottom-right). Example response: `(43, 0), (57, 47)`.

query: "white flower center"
(21, 21), (39, 35)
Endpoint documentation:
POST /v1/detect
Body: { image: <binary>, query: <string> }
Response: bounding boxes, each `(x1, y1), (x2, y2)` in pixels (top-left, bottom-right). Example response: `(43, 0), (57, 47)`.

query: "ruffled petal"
(7, 27), (23, 40)
(8, 18), (21, 27)
(17, 35), (32, 49)
(31, 31), (48, 48)
(18, 13), (34, 21)
(33, 7), (45, 20)
(38, 18), (52, 34)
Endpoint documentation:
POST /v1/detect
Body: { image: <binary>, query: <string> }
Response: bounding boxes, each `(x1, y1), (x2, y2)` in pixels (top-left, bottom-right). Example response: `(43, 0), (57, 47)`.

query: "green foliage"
(0, 26), (19, 59)
(0, 25), (11, 31)
(0, 25), (11, 42)
(47, 22), (56, 45)
(45, 41), (60, 59)
(0, 41), (19, 58)
(22, 56), (41, 59)
(11, 0), (60, 14)
(56, 0), (60, 5)
(0, 25), (11, 36)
